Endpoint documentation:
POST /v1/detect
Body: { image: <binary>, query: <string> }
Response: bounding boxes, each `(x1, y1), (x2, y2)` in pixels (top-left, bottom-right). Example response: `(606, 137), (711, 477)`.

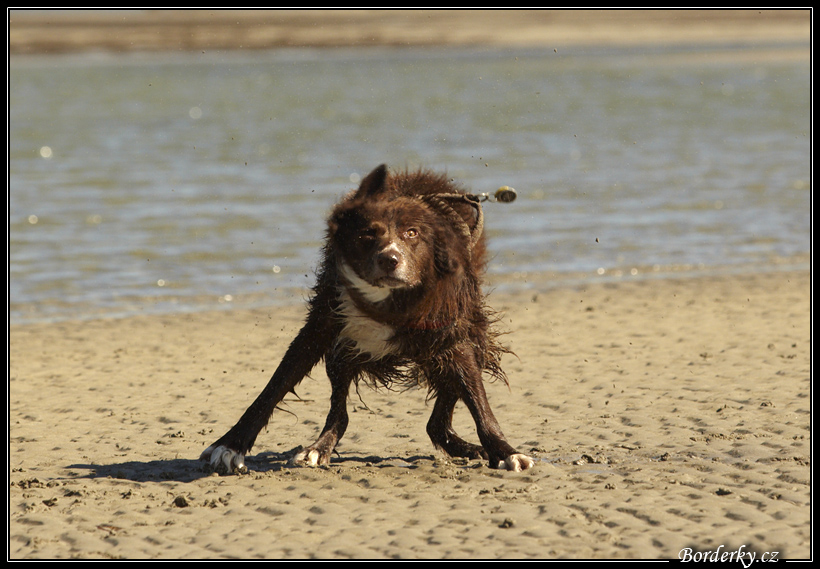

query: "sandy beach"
(9, 269), (811, 559)
(9, 9), (812, 561)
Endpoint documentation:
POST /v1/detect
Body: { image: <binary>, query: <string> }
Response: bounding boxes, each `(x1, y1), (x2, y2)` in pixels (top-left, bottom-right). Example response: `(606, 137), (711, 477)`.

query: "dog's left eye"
(404, 228), (419, 239)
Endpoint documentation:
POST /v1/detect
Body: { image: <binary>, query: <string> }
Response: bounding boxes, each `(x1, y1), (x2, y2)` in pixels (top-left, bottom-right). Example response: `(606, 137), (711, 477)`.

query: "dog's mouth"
(338, 260), (412, 303)
(373, 275), (409, 289)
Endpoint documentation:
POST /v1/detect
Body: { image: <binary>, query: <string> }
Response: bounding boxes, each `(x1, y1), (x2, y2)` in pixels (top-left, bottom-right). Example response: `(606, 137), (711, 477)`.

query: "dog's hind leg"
(200, 297), (338, 474)
(426, 387), (488, 461)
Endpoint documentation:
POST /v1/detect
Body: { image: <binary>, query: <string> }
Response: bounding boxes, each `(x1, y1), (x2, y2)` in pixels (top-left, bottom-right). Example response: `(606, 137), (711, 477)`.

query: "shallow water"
(9, 45), (810, 323)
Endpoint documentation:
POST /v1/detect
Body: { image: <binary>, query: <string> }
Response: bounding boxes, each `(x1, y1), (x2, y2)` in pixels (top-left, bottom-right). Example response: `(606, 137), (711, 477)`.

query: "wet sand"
(9, 269), (811, 559)
(8, 9), (811, 561)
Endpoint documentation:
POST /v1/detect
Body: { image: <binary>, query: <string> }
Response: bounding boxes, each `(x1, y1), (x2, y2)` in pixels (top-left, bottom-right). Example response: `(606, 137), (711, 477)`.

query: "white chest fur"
(337, 288), (398, 359)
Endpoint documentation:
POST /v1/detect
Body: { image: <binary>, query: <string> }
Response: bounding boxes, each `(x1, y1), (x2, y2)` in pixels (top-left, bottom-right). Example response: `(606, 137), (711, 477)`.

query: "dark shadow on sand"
(65, 448), (441, 483)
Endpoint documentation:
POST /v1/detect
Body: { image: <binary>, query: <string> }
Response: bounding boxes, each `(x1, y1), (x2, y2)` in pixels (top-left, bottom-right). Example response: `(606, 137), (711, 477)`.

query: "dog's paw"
(497, 453), (535, 472)
(200, 444), (248, 475)
(290, 447), (327, 467)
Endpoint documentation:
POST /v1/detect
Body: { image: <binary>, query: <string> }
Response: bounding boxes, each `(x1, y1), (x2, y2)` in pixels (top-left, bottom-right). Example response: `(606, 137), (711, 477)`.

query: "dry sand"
(9, 269), (811, 559)
(8, 8), (812, 561)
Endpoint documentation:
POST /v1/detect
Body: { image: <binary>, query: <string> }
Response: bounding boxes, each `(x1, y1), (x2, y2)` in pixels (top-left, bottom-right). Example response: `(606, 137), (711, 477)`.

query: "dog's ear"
(434, 244), (455, 276)
(433, 232), (460, 277)
(355, 164), (389, 199)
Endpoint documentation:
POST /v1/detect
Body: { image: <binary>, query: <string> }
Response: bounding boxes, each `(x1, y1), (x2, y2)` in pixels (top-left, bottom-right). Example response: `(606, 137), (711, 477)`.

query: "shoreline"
(9, 267), (810, 558)
(9, 9), (811, 55)
(8, 255), (811, 326)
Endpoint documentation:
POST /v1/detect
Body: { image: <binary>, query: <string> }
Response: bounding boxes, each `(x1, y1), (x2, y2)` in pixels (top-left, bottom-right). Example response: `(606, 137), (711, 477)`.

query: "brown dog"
(201, 165), (534, 472)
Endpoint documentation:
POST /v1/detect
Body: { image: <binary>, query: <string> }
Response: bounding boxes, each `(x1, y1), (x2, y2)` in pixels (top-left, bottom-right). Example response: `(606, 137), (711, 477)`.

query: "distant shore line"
(9, 9), (811, 55)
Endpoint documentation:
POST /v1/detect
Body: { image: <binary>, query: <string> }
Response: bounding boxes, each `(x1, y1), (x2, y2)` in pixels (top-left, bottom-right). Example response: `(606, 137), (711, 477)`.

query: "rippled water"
(9, 45), (810, 323)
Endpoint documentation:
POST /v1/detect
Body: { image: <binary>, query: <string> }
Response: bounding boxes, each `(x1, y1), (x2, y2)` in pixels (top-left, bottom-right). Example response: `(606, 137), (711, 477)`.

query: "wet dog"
(201, 164), (534, 472)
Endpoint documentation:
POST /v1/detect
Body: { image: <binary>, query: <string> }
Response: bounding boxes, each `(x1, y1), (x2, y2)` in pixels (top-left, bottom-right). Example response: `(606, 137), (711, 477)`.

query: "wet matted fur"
(201, 164), (534, 472)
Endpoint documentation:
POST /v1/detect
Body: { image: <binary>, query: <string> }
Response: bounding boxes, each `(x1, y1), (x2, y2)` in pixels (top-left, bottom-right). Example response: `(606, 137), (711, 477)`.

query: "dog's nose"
(377, 251), (400, 273)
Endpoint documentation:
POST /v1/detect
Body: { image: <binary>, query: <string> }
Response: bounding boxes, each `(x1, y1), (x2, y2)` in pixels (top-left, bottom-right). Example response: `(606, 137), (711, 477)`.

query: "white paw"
(291, 448), (322, 467)
(201, 445), (247, 474)
(498, 453), (535, 472)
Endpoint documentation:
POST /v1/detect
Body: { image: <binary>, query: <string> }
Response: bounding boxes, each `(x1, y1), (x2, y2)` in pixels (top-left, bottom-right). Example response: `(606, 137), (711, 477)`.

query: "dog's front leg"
(455, 346), (535, 472)
(291, 346), (356, 467)
(200, 299), (338, 474)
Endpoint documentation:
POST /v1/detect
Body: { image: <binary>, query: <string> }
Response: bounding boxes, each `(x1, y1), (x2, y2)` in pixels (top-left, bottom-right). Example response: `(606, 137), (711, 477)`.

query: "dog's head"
(328, 165), (470, 303)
